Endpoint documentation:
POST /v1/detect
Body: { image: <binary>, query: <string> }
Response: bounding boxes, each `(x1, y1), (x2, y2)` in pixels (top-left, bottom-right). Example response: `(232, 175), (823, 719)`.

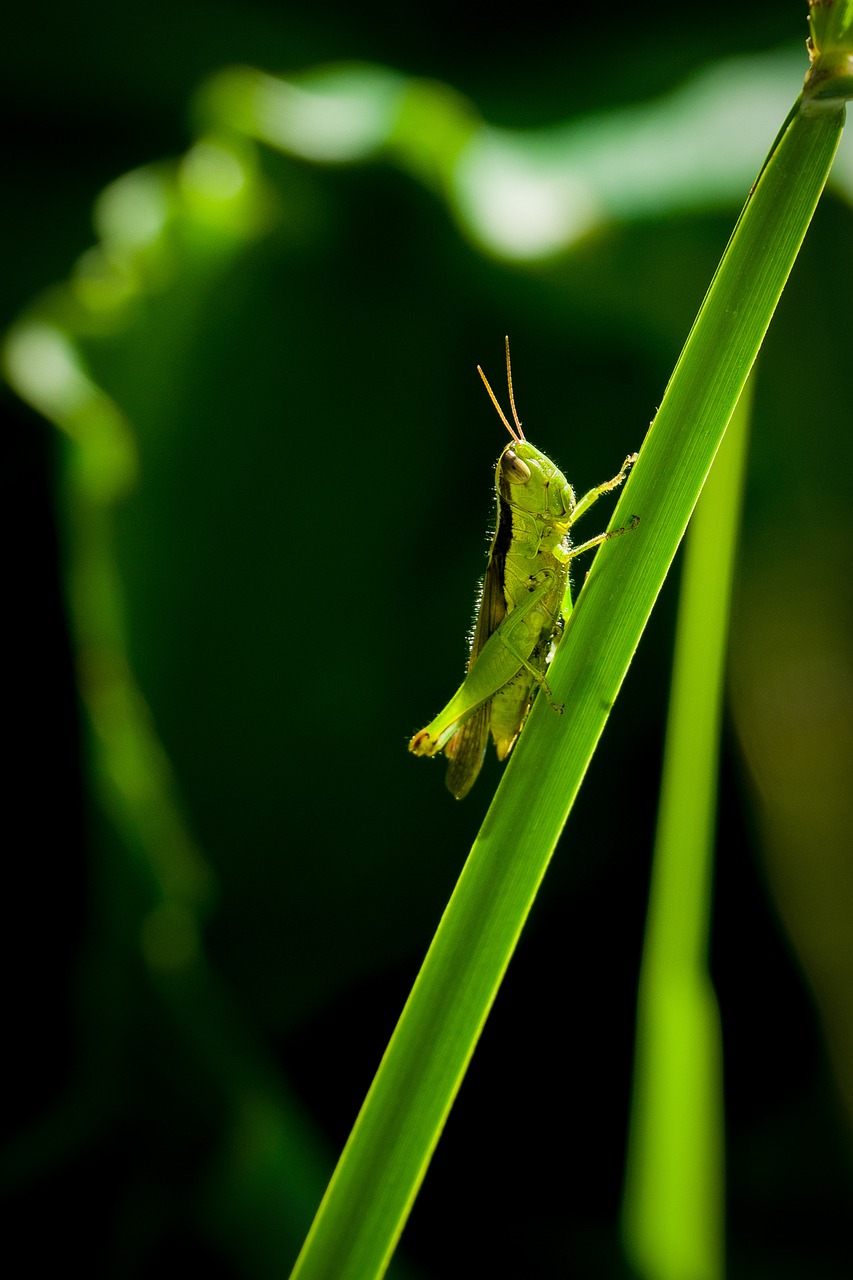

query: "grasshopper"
(409, 338), (637, 798)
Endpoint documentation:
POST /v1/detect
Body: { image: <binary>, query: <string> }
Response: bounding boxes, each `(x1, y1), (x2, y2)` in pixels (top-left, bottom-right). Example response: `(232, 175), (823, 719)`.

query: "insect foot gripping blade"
(408, 337), (637, 797)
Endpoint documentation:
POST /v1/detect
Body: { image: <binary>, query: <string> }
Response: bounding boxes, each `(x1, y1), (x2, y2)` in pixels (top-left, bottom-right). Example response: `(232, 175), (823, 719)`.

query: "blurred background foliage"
(4, 1), (853, 1276)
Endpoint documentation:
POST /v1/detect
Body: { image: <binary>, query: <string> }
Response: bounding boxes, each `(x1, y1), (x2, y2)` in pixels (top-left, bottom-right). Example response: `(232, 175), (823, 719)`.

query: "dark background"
(4, 3), (853, 1276)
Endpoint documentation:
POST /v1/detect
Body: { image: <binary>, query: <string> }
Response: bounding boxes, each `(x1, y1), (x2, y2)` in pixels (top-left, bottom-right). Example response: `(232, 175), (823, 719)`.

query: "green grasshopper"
(409, 338), (637, 799)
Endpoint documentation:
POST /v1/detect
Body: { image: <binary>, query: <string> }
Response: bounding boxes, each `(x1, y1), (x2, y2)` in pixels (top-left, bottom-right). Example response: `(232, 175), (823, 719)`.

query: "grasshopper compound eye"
(501, 449), (532, 484)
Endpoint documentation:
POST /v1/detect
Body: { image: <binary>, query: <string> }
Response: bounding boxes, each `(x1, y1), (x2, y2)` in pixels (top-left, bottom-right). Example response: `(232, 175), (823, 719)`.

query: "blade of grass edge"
(290, 95), (845, 1280)
(619, 375), (753, 1280)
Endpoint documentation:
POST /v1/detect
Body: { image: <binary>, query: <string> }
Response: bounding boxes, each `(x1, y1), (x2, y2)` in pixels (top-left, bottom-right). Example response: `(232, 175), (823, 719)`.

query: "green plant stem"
(291, 92), (845, 1280)
(620, 378), (752, 1280)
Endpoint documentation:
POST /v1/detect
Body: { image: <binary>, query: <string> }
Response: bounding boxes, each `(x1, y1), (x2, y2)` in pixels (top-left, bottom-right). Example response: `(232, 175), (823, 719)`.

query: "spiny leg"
(559, 514), (639, 621)
(571, 452), (638, 525)
(566, 513), (639, 563)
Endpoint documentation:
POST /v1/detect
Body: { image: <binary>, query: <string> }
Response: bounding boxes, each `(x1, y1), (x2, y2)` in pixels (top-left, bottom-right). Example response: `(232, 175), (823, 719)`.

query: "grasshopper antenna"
(503, 335), (525, 440)
(477, 336), (525, 443)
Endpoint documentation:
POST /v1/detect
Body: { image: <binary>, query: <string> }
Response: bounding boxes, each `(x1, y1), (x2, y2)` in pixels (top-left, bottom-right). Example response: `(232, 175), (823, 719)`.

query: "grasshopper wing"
(445, 704), (490, 800)
(444, 524), (508, 799)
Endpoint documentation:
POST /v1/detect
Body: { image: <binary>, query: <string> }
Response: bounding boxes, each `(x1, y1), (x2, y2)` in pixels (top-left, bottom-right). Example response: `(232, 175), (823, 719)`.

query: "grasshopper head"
(497, 440), (575, 519)
(478, 342), (575, 520)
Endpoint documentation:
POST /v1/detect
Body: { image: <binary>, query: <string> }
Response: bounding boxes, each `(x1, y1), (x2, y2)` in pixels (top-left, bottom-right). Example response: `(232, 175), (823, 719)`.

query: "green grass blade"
(619, 379), (752, 1280)
(291, 90), (846, 1280)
